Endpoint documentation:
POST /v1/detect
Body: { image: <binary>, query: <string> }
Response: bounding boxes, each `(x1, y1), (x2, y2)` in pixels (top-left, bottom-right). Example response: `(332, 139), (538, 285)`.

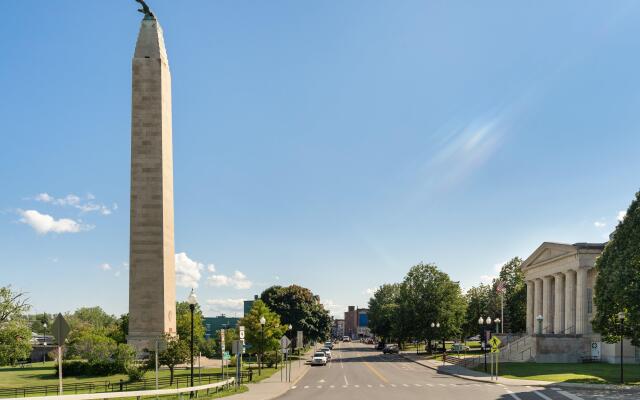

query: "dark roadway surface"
(277, 342), (636, 400)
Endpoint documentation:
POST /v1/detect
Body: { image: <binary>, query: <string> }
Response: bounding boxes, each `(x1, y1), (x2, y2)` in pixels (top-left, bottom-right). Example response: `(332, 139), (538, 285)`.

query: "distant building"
(332, 319), (345, 338)
(344, 306), (370, 339)
(203, 315), (240, 339)
(244, 295), (259, 317)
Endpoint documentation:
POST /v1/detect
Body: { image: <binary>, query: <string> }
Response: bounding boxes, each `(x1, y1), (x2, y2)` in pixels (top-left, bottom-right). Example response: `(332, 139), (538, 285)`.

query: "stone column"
(554, 273), (565, 334)
(534, 279), (543, 333)
(543, 276), (554, 334)
(565, 270), (576, 334)
(576, 268), (588, 335)
(526, 281), (534, 334)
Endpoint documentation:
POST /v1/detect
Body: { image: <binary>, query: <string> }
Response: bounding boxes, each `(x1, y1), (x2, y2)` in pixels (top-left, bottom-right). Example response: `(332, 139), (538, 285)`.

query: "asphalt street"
(277, 341), (633, 400)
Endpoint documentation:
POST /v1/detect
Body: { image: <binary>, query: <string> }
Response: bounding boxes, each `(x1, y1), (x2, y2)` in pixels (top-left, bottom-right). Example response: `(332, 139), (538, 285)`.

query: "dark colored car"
(376, 342), (386, 350)
(382, 345), (399, 354)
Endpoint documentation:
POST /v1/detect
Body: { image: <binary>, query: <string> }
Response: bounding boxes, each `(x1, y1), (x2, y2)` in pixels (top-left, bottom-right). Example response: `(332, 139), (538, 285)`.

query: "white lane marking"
(303, 385), (309, 389)
(403, 383), (409, 387)
(317, 386), (322, 389)
(342, 385), (348, 388)
(318, 379), (326, 383)
(390, 384), (397, 387)
(354, 384), (360, 388)
(367, 384), (372, 388)
(379, 384), (385, 387)
(291, 386), (297, 389)
(344, 375), (349, 385)
(426, 383), (433, 387)
(329, 385), (335, 388)
(558, 391), (584, 400)
(438, 383), (447, 387)
(414, 383), (422, 387)
(507, 392), (523, 400)
(533, 391), (554, 400)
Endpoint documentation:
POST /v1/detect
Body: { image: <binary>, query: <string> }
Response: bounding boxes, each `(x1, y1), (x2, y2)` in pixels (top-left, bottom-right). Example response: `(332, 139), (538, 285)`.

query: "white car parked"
(311, 351), (328, 366)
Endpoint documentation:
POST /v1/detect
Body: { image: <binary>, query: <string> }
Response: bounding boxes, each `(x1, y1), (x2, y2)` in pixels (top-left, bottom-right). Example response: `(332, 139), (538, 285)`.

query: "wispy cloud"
(617, 210), (627, 222)
(206, 298), (245, 316)
(594, 221), (606, 228)
(99, 263), (112, 271)
(322, 299), (344, 318)
(33, 193), (116, 216)
(207, 271), (253, 290)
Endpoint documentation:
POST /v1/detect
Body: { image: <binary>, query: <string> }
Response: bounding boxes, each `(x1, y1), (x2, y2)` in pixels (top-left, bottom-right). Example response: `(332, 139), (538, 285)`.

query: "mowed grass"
(473, 362), (640, 385)
(0, 362), (281, 390)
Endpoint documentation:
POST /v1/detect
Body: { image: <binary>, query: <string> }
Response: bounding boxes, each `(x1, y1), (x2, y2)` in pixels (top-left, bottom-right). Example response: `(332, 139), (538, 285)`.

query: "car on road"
(375, 342), (386, 350)
(342, 336), (351, 342)
(451, 343), (471, 352)
(324, 341), (334, 349)
(382, 345), (399, 354)
(311, 351), (328, 366)
(320, 347), (332, 360)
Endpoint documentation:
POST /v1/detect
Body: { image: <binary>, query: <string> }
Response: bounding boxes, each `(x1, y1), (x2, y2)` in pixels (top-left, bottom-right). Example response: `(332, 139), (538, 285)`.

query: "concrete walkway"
(225, 352), (313, 400)
(400, 352), (640, 391)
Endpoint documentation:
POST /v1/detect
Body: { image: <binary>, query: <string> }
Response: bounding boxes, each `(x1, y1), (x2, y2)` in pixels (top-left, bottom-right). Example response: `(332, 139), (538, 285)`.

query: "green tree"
(158, 334), (189, 385)
(261, 285), (331, 343)
(0, 286), (30, 323)
(497, 257), (526, 333)
(400, 263), (466, 349)
(462, 284), (495, 338)
(0, 319), (32, 365)
(239, 300), (285, 360)
(368, 284), (401, 342)
(593, 190), (640, 345)
(176, 302), (205, 353)
(70, 307), (117, 330)
(67, 331), (118, 362)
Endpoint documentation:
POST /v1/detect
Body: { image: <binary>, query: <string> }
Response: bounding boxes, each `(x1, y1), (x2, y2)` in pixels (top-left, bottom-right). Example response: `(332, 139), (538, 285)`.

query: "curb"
(399, 353), (639, 391)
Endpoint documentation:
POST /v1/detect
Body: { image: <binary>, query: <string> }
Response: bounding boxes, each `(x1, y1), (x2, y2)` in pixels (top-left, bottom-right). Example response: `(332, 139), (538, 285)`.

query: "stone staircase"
(498, 334), (535, 362)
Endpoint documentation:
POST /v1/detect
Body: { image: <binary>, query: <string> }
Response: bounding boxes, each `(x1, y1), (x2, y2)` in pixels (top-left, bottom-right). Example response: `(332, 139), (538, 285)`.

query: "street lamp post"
(187, 289), (198, 397)
(495, 318), (501, 334)
(536, 315), (543, 335)
(287, 324), (293, 382)
(259, 316), (266, 376)
(618, 311), (626, 384)
(478, 317), (489, 372)
(42, 322), (47, 364)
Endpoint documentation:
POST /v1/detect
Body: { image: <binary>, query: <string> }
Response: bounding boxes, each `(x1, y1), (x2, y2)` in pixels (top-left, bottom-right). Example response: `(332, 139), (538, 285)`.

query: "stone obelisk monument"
(127, 1), (176, 352)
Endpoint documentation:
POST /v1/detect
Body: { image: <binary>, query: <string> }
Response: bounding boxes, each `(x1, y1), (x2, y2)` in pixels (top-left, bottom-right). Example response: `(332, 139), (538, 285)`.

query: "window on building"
(587, 288), (593, 314)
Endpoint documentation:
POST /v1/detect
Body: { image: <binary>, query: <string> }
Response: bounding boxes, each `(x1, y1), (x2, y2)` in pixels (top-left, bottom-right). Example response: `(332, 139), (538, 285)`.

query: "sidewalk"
(225, 352), (313, 400)
(399, 352), (640, 391)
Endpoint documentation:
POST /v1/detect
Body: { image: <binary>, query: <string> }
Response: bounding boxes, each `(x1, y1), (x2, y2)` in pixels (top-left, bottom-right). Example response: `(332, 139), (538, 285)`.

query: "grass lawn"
(0, 362), (281, 391)
(472, 362), (640, 385)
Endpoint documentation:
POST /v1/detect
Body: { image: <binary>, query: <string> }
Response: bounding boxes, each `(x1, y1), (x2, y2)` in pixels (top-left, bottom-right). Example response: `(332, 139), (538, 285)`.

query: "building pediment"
(521, 242), (577, 271)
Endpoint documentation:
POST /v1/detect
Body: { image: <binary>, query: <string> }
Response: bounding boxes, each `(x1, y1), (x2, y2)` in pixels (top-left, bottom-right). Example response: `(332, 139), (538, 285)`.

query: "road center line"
(344, 374), (349, 385)
(363, 361), (389, 384)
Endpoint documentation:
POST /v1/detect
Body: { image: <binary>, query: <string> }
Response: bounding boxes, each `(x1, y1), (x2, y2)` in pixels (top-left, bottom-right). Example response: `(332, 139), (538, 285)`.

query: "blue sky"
(1, 1), (639, 318)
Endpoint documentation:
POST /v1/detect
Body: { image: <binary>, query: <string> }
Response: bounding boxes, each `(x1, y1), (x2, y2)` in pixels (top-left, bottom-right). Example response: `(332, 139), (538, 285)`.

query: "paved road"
(277, 341), (631, 400)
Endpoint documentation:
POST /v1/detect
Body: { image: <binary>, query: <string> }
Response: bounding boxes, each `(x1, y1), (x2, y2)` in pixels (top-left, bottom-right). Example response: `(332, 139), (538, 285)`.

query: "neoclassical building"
(522, 242), (603, 336)
(511, 241), (638, 363)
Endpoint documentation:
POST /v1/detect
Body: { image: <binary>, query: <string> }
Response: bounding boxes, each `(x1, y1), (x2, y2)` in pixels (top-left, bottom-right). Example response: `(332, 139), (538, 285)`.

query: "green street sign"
(223, 351), (231, 360)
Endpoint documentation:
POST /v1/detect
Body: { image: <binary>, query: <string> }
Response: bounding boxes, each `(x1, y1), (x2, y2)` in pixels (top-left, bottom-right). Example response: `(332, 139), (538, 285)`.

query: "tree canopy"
(593, 190), (640, 345)
(239, 299), (285, 355)
(261, 285), (331, 343)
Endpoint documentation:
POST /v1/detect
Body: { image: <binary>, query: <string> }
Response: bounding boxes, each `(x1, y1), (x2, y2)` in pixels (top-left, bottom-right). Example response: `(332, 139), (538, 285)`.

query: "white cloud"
(617, 210), (627, 222)
(175, 252), (204, 288)
(364, 287), (378, 296)
(207, 270), (252, 290)
(322, 299), (344, 318)
(207, 264), (216, 273)
(480, 275), (496, 284)
(32, 193), (116, 216)
(99, 263), (112, 271)
(594, 221), (606, 228)
(206, 298), (245, 316)
(19, 209), (90, 234)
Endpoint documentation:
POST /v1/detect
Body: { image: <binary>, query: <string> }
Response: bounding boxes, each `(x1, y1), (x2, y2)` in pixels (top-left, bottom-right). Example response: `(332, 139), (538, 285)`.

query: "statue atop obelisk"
(128, 0), (177, 352)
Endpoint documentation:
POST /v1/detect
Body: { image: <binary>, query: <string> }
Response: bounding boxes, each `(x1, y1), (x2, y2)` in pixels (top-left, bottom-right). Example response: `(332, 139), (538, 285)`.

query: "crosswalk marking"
(354, 384), (360, 388)
(557, 391), (584, 400)
(330, 385), (335, 389)
(303, 386), (309, 389)
(367, 384), (372, 388)
(291, 386), (296, 389)
(414, 383), (422, 387)
(403, 383), (409, 387)
(533, 391), (553, 400)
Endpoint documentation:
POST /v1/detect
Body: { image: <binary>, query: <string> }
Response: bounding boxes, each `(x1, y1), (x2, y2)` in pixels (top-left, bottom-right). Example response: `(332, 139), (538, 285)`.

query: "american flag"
(496, 280), (506, 294)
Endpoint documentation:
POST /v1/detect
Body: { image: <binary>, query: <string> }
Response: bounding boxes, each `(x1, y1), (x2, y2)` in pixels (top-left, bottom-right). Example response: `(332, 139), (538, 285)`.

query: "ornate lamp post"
(536, 315), (543, 335)
(42, 322), (48, 364)
(259, 316), (266, 376)
(618, 311), (626, 384)
(187, 289), (198, 396)
(478, 317), (489, 372)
